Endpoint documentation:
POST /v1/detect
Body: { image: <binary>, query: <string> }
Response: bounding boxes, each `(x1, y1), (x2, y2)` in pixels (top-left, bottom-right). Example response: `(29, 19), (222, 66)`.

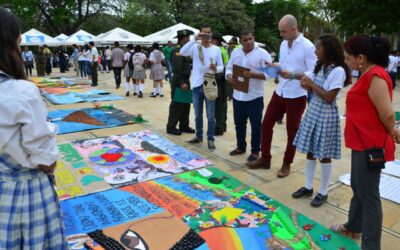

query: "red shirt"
(345, 65), (395, 161)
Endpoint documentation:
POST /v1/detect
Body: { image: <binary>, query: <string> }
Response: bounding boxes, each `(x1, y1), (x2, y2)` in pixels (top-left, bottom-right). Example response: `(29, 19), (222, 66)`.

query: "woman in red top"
(331, 35), (400, 250)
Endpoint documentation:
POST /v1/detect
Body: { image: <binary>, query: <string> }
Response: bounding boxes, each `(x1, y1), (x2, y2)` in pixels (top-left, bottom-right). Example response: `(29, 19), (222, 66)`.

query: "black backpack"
(128, 52), (135, 70)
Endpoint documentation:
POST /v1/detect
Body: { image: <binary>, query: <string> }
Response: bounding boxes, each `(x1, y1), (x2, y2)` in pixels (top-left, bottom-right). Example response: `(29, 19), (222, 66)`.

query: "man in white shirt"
(88, 41), (99, 87)
(387, 51), (398, 89)
(247, 15), (317, 178)
(226, 30), (272, 162)
(180, 25), (224, 150)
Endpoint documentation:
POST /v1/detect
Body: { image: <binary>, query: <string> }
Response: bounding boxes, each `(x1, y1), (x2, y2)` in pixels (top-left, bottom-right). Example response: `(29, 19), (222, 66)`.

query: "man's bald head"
(278, 14), (299, 42)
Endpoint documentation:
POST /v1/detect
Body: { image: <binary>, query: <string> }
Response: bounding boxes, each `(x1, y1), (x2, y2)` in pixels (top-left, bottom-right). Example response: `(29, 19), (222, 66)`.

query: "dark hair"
(89, 41), (94, 46)
(152, 42), (159, 50)
(238, 29), (253, 40)
(127, 44), (133, 50)
(314, 34), (352, 86)
(106, 46), (109, 49)
(134, 45), (141, 53)
(0, 7), (26, 79)
(343, 34), (390, 68)
(114, 41), (120, 47)
(200, 25), (211, 32)
(84, 44), (90, 51)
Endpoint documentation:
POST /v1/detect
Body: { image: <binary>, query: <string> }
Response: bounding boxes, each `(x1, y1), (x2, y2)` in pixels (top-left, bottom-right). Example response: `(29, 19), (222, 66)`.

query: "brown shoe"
(277, 163), (290, 178)
(246, 156), (271, 169)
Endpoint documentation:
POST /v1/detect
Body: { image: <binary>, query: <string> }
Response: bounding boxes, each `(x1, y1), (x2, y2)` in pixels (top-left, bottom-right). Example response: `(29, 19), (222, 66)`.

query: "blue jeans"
(233, 97), (263, 153)
(192, 85), (216, 141)
(165, 58), (172, 81)
(78, 61), (86, 77)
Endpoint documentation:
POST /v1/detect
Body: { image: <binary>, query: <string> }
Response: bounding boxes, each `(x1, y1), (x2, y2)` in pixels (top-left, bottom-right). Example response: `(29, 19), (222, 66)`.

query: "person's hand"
(38, 161), (57, 174)
(209, 63), (217, 72)
(227, 74), (236, 85)
(195, 32), (205, 40)
(300, 76), (313, 91)
(243, 71), (253, 79)
(394, 128), (400, 144)
(274, 77), (279, 84)
(181, 83), (189, 91)
(278, 70), (291, 79)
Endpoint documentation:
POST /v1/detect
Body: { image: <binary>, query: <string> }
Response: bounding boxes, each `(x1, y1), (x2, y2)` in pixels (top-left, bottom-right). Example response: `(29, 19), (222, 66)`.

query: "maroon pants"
(261, 92), (307, 164)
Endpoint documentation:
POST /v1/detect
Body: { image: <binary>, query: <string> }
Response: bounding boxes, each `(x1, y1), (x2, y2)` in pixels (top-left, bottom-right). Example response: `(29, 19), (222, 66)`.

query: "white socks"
(125, 82), (130, 92)
(305, 159), (317, 190)
(319, 163), (332, 195)
(304, 160), (332, 195)
(140, 83), (144, 92)
(134, 84), (138, 94)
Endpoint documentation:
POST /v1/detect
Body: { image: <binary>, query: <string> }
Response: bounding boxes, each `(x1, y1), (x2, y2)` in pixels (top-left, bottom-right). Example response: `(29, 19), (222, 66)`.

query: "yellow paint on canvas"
(211, 207), (244, 223)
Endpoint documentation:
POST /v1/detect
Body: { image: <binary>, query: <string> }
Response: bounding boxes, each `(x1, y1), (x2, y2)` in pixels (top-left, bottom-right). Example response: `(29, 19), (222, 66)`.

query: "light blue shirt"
(70, 48), (79, 60)
(21, 50), (34, 62)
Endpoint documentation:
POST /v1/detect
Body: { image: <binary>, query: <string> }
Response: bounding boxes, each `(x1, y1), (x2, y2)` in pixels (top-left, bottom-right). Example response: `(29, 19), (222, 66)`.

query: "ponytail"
(370, 37), (390, 68)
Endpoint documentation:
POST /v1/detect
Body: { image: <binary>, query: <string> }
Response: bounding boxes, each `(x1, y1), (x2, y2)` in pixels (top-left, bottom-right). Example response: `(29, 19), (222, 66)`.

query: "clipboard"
(232, 64), (250, 93)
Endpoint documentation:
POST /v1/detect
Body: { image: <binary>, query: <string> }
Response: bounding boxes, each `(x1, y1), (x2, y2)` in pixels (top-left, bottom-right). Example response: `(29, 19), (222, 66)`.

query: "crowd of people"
(2, 5), (400, 249)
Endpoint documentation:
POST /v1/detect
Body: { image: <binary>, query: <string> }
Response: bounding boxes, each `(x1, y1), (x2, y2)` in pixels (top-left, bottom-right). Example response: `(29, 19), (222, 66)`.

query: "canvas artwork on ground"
(48, 107), (146, 134)
(62, 167), (359, 250)
(55, 130), (212, 200)
(31, 76), (90, 88)
(42, 86), (124, 104)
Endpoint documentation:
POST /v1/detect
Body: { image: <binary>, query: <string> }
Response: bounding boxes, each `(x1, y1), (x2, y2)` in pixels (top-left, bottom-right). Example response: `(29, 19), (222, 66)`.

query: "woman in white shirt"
(0, 7), (68, 249)
(78, 45), (87, 79)
(84, 44), (92, 80)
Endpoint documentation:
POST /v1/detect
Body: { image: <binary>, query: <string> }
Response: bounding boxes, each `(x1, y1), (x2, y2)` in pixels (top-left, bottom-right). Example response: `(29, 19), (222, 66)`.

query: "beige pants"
(73, 60), (79, 76)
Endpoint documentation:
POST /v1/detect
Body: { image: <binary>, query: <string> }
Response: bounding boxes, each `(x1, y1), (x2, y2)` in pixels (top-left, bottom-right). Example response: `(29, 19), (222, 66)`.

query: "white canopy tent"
(55, 33), (69, 42)
(62, 30), (95, 45)
(223, 35), (266, 48)
(95, 27), (148, 45)
(144, 23), (199, 44)
(20, 28), (58, 46)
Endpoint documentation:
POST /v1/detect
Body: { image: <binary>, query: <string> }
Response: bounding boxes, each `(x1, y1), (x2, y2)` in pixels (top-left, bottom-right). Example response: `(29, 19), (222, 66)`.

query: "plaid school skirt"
(0, 154), (69, 249)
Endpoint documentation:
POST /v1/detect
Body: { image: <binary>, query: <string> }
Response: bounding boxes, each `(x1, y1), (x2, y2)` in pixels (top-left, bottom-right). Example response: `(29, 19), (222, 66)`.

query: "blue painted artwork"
(44, 89), (124, 104)
(258, 65), (281, 78)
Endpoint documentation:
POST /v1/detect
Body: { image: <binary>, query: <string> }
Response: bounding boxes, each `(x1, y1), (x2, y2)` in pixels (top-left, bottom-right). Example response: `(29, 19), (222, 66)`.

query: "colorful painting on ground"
(42, 87), (124, 104)
(31, 76), (90, 88)
(62, 167), (360, 249)
(55, 130), (212, 200)
(48, 107), (146, 134)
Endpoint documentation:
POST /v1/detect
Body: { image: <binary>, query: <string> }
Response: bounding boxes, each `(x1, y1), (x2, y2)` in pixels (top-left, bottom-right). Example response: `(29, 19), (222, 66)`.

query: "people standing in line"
(226, 30), (272, 162)
(123, 44), (137, 96)
(21, 46), (34, 77)
(291, 34), (351, 207)
(57, 46), (67, 73)
(88, 41), (98, 87)
(111, 41), (124, 89)
(247, 14), (317, 178)
(131, 45), (147, 97)
(163, 40), (174, 81)
(43, 44), (52, 75)
(35, 46), (47, 77)
(331, 34), (400, 250)
(212, 33), (229, 136)
(70, 44), (79, 77)
(166, 29), (196, 136)
(149, 42), (166, 97)
(180, 25), (224, 150)
(0, 7), (69, 249)
(78, 45), (87, 79)
(84, 45), (92, 81)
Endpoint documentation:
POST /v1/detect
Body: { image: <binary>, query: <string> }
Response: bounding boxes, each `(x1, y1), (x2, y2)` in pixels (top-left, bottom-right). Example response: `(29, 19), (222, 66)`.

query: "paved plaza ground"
(44, 68), (400, 249)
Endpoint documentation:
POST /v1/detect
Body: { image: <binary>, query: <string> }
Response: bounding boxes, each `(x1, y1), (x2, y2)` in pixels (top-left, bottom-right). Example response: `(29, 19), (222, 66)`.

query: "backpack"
(132, 53), (144, 71)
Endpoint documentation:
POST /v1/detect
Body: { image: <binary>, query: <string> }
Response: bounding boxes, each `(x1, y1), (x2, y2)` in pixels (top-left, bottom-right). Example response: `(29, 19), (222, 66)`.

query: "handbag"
(355, 127), (386, 170)
(197, 43), (218, 100)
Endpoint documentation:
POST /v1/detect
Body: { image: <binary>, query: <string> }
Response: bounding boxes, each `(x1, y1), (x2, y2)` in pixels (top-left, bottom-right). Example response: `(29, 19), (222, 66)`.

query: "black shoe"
(188, 137), (202, 144)
(215, 130), (224, 136)
(277, 119), (283, 125)
(160, 94), (164, 97)
(126, 91), (130, 97)
(208, 140), (216, 150)
(167, 127), (182, 135)
(229, 148), (246, 156)
(180, 127), (195, 134)
(116, 85), (120, 89)
(311, 193), (328, 207)
(292, 187), (313, 199)
(247, 152), (259, 162)
(133, 92), (137, 96)
(150, 93), (157, 97)
(138, 91), (143, 98)
(91, 84), (98, 87)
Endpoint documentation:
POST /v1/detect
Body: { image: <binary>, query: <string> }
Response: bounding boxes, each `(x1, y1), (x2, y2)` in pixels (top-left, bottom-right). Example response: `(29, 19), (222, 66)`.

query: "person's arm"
(368, 75), (396, 137)
(215, 48), (224, 73)
(179, 39), (196, 57)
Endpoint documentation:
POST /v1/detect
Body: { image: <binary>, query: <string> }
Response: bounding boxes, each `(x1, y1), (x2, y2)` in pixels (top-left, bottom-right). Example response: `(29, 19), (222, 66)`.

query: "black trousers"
(113, 67), (122, 87)
(346, 150), (382, 250)
(215, 72), (227, 133)
(167, 101), (191, 130)
(91, 62), (98, 85)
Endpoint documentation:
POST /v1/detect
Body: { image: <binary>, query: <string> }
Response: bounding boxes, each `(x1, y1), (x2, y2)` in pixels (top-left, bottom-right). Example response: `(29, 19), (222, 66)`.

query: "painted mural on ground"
(62, 167), (359, 250)
(48, 107), (146, 134)
(55, 130), (212, 200)
(31, 76), (90, 88)
(43, 87), (124, 105)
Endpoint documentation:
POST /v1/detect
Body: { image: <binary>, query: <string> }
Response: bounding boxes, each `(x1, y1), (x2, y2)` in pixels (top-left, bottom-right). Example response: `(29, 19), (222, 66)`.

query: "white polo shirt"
(179, 39), (224, 88)
(276, 33), (317, 98)
(225, 46), (272, 101)
(91, 47), (99, 62)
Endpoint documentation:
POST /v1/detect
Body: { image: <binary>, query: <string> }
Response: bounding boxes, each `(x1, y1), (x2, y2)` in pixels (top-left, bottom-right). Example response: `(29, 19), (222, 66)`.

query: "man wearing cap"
(166, 29), (196, 135)
(212, 33), (229, 136)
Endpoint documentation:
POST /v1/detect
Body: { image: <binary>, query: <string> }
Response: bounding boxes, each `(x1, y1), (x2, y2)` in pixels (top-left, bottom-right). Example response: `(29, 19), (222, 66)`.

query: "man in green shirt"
(163, 40), (174, 81)
(166, 30), (196, 135)
(212, 33), (229, 136)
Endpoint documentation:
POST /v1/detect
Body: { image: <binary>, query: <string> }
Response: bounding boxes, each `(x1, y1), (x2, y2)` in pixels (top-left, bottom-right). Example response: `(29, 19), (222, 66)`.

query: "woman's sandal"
(330, 224), (361, 240)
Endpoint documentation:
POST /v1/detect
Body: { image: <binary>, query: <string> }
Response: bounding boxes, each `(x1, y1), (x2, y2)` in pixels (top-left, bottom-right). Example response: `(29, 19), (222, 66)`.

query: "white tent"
(55, 33), (68, 42)
(62, 30), (95, 45)
(95, 27), (148, 45)
(223, 35), (266, 48)
(144, 23), (199, 44)
(20, 28), (58, 46)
